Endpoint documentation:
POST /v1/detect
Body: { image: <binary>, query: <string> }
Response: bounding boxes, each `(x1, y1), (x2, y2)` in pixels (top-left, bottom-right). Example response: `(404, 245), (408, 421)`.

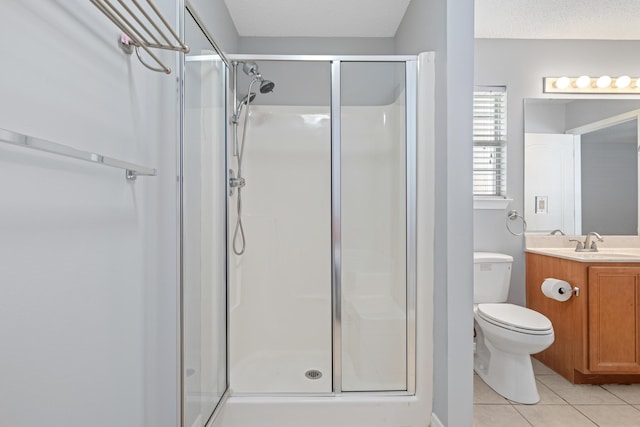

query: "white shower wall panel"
(341, 98), (407, 391)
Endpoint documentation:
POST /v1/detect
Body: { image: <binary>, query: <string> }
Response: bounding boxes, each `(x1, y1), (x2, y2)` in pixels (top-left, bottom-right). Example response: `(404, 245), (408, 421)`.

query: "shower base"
(231, 349), (331, 393)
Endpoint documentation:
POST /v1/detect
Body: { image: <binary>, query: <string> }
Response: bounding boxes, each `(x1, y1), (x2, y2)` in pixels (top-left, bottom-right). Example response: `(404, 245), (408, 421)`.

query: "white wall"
(188, 0), (239, 54)
(475, 39), (640, 306)
(0, 2), (179, 426)
(239, 37), (395, 55)
(396, 1), (475, 426)
(525, 102), (566, 133)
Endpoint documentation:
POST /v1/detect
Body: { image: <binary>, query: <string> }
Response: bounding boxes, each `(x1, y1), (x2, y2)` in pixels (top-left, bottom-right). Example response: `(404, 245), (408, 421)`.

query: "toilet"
(473, 252), (554, 404)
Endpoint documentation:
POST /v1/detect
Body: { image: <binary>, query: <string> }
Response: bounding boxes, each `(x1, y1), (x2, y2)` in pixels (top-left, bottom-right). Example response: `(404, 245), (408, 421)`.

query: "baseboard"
(430, 412), (445, 427)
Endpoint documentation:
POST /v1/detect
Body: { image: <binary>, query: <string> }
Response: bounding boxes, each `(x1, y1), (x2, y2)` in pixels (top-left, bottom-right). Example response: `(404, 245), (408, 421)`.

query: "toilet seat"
(476, 303), (552, 335)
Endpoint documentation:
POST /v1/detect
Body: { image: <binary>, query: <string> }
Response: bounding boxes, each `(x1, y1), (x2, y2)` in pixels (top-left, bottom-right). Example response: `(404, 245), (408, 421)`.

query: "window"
(473, 87), (506, 197)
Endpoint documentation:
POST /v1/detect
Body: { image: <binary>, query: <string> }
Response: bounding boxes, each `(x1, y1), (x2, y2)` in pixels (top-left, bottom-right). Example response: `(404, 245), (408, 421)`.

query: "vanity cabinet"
(588, 266), (640, 373)
(526, 253), (640, 384)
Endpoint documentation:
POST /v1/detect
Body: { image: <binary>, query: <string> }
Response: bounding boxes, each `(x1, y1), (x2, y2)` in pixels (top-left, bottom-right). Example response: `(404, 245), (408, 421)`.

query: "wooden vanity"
(526, 250), (640, 384)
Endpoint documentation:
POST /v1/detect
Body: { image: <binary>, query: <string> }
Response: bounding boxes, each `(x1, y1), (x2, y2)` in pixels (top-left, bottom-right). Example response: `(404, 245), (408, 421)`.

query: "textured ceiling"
(475, 0), (640, 40)
(224, 0), (640, 40)
(223, 0), (411, 37)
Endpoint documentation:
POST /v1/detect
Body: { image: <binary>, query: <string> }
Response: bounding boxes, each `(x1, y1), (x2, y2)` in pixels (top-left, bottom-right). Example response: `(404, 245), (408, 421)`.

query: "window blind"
(473, 87), (507, 197)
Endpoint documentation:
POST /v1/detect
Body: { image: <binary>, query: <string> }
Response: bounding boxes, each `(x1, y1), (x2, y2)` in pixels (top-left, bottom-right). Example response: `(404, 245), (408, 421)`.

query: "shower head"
(239, 61), (275, 94)
(240, 92), (256, 105)
(259, 80), (275, 94)
(233, 92), (256, 121)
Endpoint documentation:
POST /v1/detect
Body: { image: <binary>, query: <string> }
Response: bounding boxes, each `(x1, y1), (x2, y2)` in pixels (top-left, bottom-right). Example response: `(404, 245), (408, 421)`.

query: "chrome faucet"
(583, 232), (604, 251)
(550, 229), (565, 236)
(570, 232), (604, 252)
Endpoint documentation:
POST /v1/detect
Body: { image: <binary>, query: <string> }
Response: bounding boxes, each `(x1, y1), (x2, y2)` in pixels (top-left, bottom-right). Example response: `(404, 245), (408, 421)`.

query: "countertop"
(525, 235), (640, 263)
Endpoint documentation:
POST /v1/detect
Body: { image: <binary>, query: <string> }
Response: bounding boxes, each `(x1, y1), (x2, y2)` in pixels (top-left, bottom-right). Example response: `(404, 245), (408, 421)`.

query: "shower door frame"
(228, 54), (418, 396)
(179, 3), (232, 426)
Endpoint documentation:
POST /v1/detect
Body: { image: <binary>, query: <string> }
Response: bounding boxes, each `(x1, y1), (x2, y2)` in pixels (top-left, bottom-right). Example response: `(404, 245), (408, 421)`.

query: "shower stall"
(181, 8), (434, 423)
(227, 57), (416, 395)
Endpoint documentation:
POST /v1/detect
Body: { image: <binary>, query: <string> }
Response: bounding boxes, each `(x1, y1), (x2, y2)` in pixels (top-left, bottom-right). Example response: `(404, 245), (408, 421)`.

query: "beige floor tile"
(474, 374), (510, 404)
(601, 384), (640, 405)
(514, 405), (597, 427)
(509, 380), (567, 405)
(574, 404), (640, 427)
(474, 404), (531, 427)
(531, 357), (556, 376)
(534, 380), (567, 405)
(537, 375), (626, 405)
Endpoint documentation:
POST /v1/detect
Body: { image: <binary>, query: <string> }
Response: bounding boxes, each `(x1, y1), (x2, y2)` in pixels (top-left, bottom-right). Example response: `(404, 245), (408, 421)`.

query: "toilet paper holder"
(559, 286), (580, 297)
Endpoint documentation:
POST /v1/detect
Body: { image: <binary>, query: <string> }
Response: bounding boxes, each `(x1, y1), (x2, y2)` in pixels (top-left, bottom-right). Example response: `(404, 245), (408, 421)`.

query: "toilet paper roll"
(541, 278), (573, 302)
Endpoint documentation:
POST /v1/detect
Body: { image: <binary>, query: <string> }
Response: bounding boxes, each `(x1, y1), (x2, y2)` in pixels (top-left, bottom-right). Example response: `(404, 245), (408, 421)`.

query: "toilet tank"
(474, 252), (513, 304)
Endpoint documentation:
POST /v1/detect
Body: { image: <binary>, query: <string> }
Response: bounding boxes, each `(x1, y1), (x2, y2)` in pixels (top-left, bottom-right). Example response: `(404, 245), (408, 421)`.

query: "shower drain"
(305, 369), (323, 380)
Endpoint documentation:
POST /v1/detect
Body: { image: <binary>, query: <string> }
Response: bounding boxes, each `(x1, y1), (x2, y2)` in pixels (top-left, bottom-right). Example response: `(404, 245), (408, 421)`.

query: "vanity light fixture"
(555, 76), (571, 89)
(575, 75), (591, 88)
(596, 75), (612, 88)
(615, 75), (631, 88)
(544, 76), (640, 94)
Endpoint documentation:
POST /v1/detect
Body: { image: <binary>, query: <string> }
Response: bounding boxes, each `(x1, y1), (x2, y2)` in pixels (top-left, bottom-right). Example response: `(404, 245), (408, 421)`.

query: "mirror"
(524, 99), (640, 235)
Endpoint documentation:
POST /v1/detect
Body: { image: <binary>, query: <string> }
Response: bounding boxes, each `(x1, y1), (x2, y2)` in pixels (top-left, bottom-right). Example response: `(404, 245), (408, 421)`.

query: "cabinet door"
(588, 267), (640, 372)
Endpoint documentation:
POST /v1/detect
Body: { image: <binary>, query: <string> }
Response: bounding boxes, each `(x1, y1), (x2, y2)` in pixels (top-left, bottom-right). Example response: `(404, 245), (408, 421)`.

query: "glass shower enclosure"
(181, 6), (229, 427)
(179, 21), (418, 419)
(228, 56), (416, 394)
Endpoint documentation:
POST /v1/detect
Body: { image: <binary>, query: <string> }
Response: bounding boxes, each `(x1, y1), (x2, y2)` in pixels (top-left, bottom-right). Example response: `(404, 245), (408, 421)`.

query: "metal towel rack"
(90, 0), (189, 74)
(0, 128), (157, 181)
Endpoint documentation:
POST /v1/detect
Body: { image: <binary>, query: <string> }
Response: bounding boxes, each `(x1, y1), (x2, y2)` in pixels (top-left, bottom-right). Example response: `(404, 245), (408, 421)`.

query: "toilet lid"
(477, 303), (552, 333)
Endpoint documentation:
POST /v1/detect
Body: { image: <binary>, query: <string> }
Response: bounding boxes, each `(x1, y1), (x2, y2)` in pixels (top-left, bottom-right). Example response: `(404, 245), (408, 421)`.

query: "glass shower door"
(228, 60), (333, 394)
(182, 8), (228, 427)
(339, 61), (409, 392)
(226, 57), (415, 395)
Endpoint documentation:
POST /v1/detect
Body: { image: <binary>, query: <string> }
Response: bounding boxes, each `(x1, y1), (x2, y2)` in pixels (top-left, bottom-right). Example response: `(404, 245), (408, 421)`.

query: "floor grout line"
(510, 404), (535, 427)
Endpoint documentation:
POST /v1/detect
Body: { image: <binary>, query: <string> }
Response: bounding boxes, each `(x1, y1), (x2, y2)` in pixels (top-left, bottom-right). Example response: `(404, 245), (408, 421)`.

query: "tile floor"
(474, 358), (640, 426)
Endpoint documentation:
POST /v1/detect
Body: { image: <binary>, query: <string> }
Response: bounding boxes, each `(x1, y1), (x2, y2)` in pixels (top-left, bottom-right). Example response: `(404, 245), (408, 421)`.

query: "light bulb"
(555, 77), (570, 89)
(596, 75), (612, 88)
(635, 78), (640, 89)
(575, 75), (591, 88)
(615, 76), (631, 89)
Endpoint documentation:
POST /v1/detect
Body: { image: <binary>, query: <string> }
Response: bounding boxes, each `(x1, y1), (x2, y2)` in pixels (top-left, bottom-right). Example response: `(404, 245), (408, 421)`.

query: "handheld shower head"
(233, 92), (256, 121)
(240, 92), (256, 105)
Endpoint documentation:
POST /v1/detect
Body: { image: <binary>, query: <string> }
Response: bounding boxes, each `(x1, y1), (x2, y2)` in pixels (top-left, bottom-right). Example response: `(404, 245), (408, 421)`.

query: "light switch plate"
(535, 196), (548, 214)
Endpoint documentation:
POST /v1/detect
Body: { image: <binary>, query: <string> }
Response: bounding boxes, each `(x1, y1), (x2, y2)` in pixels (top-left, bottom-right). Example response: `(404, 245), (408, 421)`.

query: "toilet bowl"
(474, 303), (554, 404)
(473, 252), (554, 404)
